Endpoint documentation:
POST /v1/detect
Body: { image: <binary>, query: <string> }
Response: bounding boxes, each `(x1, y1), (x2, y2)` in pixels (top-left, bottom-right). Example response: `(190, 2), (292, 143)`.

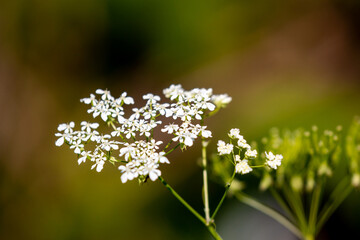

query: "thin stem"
(270, 188), (296, 223)
(163, 140), (174, 151)
(308, 183), (322, 236)
(283, 186), (307, 233)
(211, 169), (236, 220)
(235, 192), (302, 239)
(158, 176), (206, 225)
(158, 176), (223, 240)
(164, 143), (180, 156)
(316, 179), (353, 235)
(202, 139), (211, 224)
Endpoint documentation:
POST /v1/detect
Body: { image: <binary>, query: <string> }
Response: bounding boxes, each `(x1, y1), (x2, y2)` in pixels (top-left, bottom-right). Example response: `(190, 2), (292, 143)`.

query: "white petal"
(149, 171), (159, 181)
(57, 124), (66, 131)
(101, 112), (108, 121)
(55, 137), (64, 146)
(184, 137), (193, 147)
(96, 161), (104, 172)
(96, 89), (104, 94)
(121, 173), (128, 183)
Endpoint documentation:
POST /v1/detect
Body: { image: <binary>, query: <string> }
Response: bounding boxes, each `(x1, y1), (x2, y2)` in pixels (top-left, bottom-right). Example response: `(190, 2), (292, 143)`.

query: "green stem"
(235, 192), (302, 239)
(202, 139), (211, 224)
(158, 176), (206, 225)
(211, 169), (236, 220)
(164, 143), (180, 156)
(270, 188), (295, 221)
(158, 176), (222, 240)
(283, 186), (307, 233)
(308, 183), (322, 236)
(316, 180), (353, 235)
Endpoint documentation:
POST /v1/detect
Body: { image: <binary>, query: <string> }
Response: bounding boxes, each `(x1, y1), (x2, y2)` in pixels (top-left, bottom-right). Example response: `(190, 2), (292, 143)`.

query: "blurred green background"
(1, 0), (360, 239)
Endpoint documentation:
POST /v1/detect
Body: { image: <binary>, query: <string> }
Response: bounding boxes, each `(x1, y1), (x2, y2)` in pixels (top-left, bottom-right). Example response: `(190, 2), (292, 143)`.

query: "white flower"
(143, 93), (161, 104)
(80, 94), (96, 104)
(118, 164), (136, 183)
(228, 128), (240, 139)
(55, 132), (72, 146)
(91, 153), (106, 172)
(235, 159), (253, 174)
(96, 89), (114, 101)
(129, 108), (143, 120)
(161, 124), (179, 134)
(237, 136), (249, 149)
(212, 94), (232, 107)
(157, 152), (170, 164)
(217, 140), (233, 155)
(143, 163), (161, 181)
(245, 149), (257, 159)
(119, 143), (136, 160)
(110, 108), (125, 123)
(70, 140), (84, 154)
(173, 131), (196, 147)
(163, 84), (184, 100)
(78, 151), (91, 165)
(265, 151), (282, 169)
(81, 121), (99, 133)
(57, 122), (75, 133)
(118, 92), (134, 105)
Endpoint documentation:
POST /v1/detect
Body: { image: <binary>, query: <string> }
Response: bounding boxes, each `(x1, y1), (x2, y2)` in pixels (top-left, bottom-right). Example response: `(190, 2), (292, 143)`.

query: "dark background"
(1, 0), (360, 239)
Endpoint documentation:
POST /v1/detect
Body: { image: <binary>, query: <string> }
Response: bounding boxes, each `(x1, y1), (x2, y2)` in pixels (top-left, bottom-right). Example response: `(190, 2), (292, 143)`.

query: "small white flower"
(228, 128), (240, 139)
(235, 159), (253, 174)
(81, 121), (99, 133)
(80, 94), (96, 104)
(217, 140), (233, 155)
(143, 163), (161, 181)
(55, 132), (72, 146)
(70, 140), (84, 154)
(201, 126), (212, 138)
(96, 89), (114, 101)
(78, 151), (91, 165)
(237, 136), (249, 149)
(118, 164), (136, 183)
(143, 93), (161, 104)
(245, 149), (257, 159)
(265, 151), (282, 169)
(118, 92), (134, 105)
(119, 143), (136, 160)
(212, 94), (232, 107)
(57, 122), (75, 133)
(161, 124), (179, 134)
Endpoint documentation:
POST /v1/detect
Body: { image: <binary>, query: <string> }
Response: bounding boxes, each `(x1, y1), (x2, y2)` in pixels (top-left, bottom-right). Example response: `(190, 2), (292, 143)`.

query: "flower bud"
(259, 173), (273, 191)
(306, 172), (315, 192)
(352, 173), (360, 188)
(291, 175), (303, 192)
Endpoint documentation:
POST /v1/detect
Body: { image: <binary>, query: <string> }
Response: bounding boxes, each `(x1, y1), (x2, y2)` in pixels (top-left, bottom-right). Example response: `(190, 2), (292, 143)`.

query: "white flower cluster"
(217, 128), (282, 174)
(55, 84), (231, 183)
(265, 151), (283, 170)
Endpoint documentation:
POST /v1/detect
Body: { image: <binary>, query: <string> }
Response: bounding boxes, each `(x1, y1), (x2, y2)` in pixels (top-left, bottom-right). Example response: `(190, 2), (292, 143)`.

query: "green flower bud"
(291, 175), (303, 192)
(259, 172), (273, 191)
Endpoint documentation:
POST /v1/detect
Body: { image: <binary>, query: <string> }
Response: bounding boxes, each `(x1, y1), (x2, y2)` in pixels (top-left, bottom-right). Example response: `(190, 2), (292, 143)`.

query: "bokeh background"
(1, 0), (360, 239)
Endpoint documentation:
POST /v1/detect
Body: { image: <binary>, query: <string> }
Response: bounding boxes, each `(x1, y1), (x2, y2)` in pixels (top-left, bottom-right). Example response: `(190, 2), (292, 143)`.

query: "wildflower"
(228, 128), (240, 139)
(217, 140), (233, 155)
(245, 149), (257, 159)
(118, 164), (137, 183)
(81, 121), (99, 133)
(118, 92), (134, 105)
(235, 159), (253, 174)
(57, 122), (75, 133)
(78, 151), (91, 165)
(265, 151), (282, 169)
(212, 94), (232, 108)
